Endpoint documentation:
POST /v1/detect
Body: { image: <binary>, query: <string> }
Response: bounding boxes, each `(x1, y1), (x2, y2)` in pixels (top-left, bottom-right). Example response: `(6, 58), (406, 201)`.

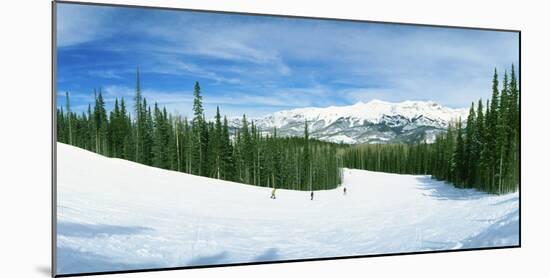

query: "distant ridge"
(228, 100), (468, 144)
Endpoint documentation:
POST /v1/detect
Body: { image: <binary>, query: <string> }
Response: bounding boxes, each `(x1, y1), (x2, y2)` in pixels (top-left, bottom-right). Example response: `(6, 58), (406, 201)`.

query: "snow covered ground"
(56, 143), (519, 275)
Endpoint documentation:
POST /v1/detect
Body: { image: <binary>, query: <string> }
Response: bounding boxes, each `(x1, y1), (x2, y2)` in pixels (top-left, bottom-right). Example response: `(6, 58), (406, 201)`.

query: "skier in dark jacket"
(343, 187), (347, 195)
(310, 191), (314, 200)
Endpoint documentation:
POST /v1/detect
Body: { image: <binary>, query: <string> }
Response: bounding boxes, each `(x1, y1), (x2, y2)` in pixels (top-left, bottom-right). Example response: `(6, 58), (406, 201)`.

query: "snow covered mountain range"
(230, 99), (469, 144)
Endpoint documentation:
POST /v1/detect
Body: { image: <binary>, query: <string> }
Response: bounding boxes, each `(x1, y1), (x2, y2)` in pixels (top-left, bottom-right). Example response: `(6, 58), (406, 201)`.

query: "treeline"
(57, 70), (342, 191)
(342, 66), (519, 194)
(58, 66), (519, 194)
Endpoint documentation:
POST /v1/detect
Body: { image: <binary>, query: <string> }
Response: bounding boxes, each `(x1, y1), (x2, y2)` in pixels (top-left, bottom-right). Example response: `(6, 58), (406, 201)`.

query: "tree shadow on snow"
(417, 240), (460, 250)
(187, 251), (229, 266)
(415, 176), (488, 201)
(55, 221), (158, 275)
(56, 247), (159, 275)
(57, 221), (154, 238)
(462, 208), (519, 248)
(490, 195), (519, 206)
(253, 248), (279, 261)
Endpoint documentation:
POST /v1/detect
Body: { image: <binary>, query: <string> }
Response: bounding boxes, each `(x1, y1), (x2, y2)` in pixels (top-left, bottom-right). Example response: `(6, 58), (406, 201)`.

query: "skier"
(270, 187), (277, 199)
(310, 191), (314, 201)
(343, 187), (347, 195)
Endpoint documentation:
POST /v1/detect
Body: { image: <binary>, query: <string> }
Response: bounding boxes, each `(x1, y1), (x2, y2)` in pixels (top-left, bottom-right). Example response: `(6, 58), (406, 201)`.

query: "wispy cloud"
(145, 59), (241, 85)
(56, 3), (519, 116)
(57, 4), (115, 47)
(88, 70), (123, 79)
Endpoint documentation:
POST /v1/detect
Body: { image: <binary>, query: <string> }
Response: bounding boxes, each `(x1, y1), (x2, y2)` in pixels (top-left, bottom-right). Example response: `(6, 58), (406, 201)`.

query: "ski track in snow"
(56, 143), (519, 274)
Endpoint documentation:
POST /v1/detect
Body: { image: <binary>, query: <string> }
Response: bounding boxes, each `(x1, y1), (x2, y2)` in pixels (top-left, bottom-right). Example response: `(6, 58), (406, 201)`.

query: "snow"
(256, 99), (468, 129)
(225, 100), (469, 144)
(56, 143), (519, 275)
(321, 134), (357, 144)
(423, 129), (440, 143)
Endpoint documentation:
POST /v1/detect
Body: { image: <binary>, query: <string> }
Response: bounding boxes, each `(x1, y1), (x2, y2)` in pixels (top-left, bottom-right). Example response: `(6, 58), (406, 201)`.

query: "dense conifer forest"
(342, 66), (519, 194)
(57, 66), (519, 194)
(57, 70), (343, 191)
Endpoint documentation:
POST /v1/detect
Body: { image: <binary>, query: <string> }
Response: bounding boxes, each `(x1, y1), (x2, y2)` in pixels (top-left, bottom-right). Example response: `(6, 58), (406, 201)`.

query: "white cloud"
(56, 4), (114, 47)
(145, 60), (241, 85)
(88, 70), (122, 79)
(57, 4), (519, 110)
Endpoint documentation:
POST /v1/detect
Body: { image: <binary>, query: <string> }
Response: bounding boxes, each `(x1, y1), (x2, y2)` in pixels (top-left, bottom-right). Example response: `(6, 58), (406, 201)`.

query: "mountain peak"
(230, 99), (468, 144)
(364, 99), (388, 105)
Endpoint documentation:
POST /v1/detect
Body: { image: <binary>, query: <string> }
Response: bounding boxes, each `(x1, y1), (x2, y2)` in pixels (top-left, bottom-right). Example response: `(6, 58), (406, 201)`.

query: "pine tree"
(474, 99), (485, 187)
(486, 69), (500, 192)
(134, 67), (144, 163)
(57, 107), (66, 143)
(240, 114), (252, 183)
(443, 123), (455, 181)
(191, 81), (206, 176)
(174, 116), (182, 172)
(85, 104), (92, 151)
(452, 120), (465, 186)
(152, 103), (163, 168)
(121, 98), (135, 161)
(93, 89), (107, 155)
(65, 91), (73, 145)
(183, 117), (192, 173)
(507, 64), (520, 191)
(142, 100), (154, 166)
(496, 71), (510, 194)
(213, 106), (223, 179)
(464, 104), (476, 187)
(221, 116), (235, 180)
(110, 98), (121, 157)
(302, 120), (311, 190)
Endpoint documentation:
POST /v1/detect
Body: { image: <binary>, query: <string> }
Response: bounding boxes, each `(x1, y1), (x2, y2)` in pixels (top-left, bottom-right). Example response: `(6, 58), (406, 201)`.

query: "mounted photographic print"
(53, 1), (521, 276)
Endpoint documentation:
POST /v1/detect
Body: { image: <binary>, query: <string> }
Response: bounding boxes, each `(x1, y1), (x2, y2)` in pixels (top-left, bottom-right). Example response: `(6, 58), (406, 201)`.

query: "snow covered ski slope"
(56, 143), (519, 275)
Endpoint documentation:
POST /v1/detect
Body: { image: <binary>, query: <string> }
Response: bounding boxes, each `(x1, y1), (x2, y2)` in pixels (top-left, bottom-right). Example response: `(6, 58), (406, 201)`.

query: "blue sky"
(56, 3), (519, 118)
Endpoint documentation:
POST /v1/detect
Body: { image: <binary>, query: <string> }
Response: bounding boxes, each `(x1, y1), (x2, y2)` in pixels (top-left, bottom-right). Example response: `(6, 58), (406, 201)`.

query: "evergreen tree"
(302, 120), (311, 190)
(93, 89), (107, 155)
(506, 65), (520, 191)
(65, 91), (73, 145)
(119, 98), (130, 159)
(183, 117), (193, 173)
(134, 67), (144, 163)
(452, 120), (465, 186)
(221, 116), (235, 180)
(143, 100), (154, 166)
(464, 103), (476, 186)
(496, 71), (510, 194)
(474, 99), (485, 187)
(191, 81), (207, 176)
(109, 98), (121, 157)
(240, 114), (252, 183)
(87, 104), (93, 151)
(213, 106), (223, 179)
(487, 69), (500, 191)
